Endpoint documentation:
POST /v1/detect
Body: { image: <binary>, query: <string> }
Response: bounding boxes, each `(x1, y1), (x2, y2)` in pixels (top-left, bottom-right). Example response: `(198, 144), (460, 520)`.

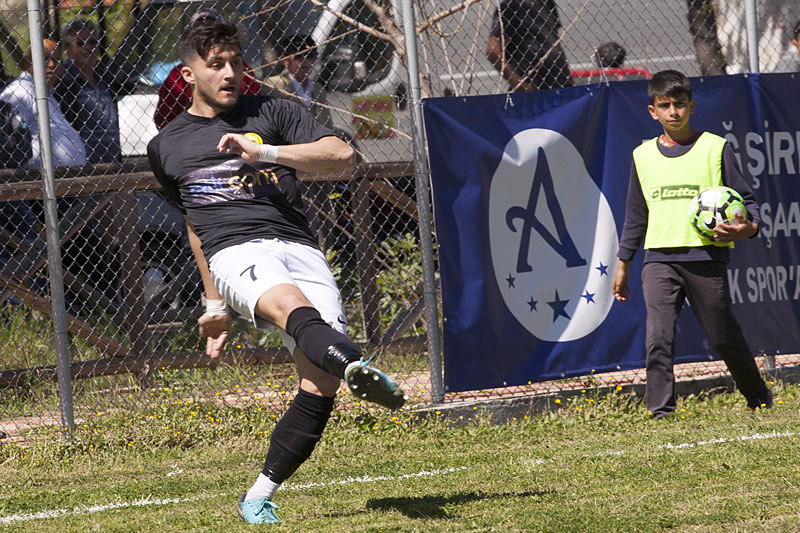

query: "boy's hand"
(612, 259), (631, 302)
(714, 213), (758, 243)
(217, 133), (260, 163)
(198, 312), (233, 359)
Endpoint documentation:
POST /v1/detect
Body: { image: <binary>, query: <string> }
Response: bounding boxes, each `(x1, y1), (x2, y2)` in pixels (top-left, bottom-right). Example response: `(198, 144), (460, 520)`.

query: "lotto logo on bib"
(489, 129), (618, 342)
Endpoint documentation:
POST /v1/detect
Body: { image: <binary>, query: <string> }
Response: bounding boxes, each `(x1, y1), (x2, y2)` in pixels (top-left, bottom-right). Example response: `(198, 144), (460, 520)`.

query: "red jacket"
(154, 63), (261, 130)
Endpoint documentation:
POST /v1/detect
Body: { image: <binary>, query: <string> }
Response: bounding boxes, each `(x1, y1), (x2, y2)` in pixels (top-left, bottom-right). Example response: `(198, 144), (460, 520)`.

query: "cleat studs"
(351, 384), (358, 389)
(361, 393), (367, 398)
(373, 375), (379, 381)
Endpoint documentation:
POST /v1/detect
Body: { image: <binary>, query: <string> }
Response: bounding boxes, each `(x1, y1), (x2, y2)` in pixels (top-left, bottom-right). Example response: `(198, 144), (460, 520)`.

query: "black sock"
(262, 389), (335, 483)
(285, 306), (361, 377)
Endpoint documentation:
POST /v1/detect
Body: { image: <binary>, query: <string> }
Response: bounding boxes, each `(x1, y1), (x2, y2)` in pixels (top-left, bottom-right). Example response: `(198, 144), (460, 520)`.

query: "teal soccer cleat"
(344, 356), (407, 410)
(238, 494), (280, 524)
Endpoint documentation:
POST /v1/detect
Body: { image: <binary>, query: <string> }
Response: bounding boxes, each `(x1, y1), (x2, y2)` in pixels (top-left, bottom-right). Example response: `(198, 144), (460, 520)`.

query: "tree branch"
(307, 0), (391, 42)
(416, 0), (484, 34)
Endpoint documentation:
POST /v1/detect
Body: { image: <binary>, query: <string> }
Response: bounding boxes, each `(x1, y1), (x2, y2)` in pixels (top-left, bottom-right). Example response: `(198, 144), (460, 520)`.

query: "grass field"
(1, 382), (799, 532)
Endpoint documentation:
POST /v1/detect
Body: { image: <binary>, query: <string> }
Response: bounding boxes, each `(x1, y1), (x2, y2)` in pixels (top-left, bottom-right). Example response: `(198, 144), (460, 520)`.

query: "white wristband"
(201, 294), (228, 316)
(258, 144), (278, 164)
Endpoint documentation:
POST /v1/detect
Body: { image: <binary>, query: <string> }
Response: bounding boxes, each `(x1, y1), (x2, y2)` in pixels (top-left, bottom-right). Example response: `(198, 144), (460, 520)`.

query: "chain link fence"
(2, 0), (799, 440)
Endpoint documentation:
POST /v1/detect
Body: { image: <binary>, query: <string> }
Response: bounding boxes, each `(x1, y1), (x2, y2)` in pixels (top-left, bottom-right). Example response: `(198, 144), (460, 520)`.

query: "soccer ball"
(688, 186), (746, 238)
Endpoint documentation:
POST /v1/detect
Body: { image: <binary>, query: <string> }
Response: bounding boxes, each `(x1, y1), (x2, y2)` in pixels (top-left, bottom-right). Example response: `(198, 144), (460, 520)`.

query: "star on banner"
(581, 290), (595, 303)
(527, 297), (538, 311)
(506, 274), (516, 288)
(595, 262), (609, 276)
(547, 290), (571, 322)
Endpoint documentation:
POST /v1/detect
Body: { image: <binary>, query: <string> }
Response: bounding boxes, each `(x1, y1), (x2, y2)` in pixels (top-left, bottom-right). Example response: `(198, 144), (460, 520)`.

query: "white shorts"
(208, 238), (346, 353)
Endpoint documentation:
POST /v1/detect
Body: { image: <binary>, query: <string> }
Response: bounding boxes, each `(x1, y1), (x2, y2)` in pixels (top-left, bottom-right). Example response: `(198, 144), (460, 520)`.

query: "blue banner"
(423, 74), (800, 393)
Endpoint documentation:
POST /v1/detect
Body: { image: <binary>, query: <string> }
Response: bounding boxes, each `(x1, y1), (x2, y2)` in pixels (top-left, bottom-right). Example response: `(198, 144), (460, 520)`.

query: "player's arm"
(714, 142), (759, 242)
(217, 133), (355, 173)
(184, 215), (232, 359)
(613, 163), (647, 302)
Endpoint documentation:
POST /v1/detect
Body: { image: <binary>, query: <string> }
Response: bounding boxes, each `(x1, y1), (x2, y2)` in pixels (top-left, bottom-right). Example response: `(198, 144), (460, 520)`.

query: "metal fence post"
(25, 0), (75, 435)
(401, 0), (444, 402)
(745, 0), (759, 73)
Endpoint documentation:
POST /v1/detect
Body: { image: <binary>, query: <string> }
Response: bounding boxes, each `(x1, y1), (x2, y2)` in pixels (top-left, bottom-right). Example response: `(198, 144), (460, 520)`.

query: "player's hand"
(612, 259), (631, 302)
(198, 312), (233, 359)
(217, 133), (260, 163)
(714, 213), (758, 243)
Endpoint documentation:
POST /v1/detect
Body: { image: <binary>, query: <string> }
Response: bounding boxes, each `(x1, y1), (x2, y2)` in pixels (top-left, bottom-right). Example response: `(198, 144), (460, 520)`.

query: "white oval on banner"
(489, 128), (618, 342)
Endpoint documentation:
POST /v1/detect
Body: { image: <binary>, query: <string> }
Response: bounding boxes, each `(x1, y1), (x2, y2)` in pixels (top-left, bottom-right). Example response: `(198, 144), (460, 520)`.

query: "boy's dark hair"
(647, 70), (692, 104)
(178, 21), (241, 65)
(595, 41), (626, 69)
(793, 19), (800, 40)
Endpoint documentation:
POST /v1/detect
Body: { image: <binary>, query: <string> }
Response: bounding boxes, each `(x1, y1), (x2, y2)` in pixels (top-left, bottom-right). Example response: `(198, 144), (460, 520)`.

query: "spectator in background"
(0, 45), (58, 299)
(594, 41), (626, 69)
(486, 0), (572, 92)
(572, 41), (649, 84)
(263, 35), (332, 128)
(0, 39), (86, 168)
(771, 20), (800, 72)
(714, 0), (800, 74)
(55, 17), (121, 163)
(154, 8), (261, 130)
(686, 0), (727, 76)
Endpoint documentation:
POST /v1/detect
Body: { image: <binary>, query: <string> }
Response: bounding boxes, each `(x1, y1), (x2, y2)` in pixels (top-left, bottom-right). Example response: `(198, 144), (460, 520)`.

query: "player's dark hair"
(647, 70), (692, 104)
(178, 20), (241, 65)
(793, 19), (800, 40)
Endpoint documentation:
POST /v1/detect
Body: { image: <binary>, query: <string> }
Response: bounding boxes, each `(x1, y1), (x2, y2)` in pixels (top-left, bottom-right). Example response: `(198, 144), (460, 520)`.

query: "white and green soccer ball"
(688, 186), (746, 238)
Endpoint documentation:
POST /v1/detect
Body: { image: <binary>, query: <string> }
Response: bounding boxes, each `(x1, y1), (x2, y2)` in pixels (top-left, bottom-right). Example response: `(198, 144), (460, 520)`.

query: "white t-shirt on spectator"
(770, 46), (800, 73)
(0, 71), (87, 168)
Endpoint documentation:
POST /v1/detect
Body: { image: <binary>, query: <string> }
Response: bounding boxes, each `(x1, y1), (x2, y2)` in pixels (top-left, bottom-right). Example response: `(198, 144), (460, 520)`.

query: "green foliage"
(375, 233), (426, 333)
(0, 305), (54, 369)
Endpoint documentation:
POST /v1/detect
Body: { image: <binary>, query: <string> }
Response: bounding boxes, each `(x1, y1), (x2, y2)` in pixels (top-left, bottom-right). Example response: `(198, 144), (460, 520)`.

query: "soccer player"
(611, 70), (772, 419)
(147, 21), (406, 524)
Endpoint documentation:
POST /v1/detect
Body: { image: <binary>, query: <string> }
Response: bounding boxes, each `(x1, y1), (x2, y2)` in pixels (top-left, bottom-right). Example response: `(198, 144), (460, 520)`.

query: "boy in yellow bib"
(612, 70), (772, 418)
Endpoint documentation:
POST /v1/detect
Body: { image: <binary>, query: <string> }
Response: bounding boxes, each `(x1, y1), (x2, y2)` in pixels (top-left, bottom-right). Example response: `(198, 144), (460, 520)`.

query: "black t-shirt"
(490, 0), (572, 90)
(147, 95), (334, 258)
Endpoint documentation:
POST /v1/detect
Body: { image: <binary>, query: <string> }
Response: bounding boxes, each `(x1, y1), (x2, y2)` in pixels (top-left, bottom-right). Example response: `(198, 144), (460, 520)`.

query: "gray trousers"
(642, 261), (768, 417)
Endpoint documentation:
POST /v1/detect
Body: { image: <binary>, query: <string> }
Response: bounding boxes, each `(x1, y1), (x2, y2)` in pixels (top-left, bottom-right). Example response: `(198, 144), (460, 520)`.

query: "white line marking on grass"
(582, 430), (798, 458)
(659, 431), (797, 450)
(0, 494), (209, 524)
(0, 467), (467, 524)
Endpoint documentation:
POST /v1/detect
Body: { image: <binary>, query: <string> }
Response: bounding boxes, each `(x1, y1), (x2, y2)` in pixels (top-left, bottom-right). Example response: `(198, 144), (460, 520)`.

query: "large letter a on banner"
(506, 147), (587, 273)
